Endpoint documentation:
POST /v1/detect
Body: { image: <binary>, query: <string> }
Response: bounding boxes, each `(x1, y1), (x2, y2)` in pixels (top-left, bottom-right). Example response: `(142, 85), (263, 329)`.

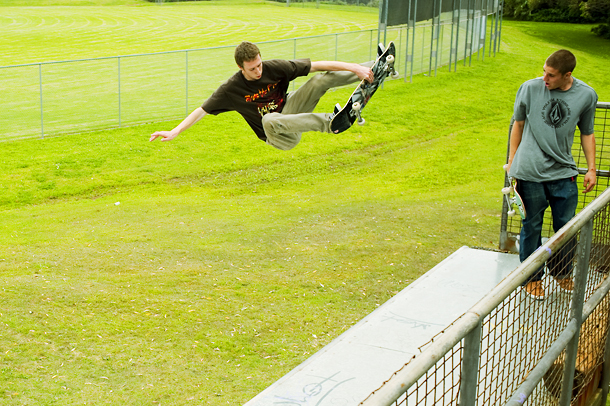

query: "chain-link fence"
(274, 0), (379, 7)
(0, 32), (373, 141)
(380, 0), (503, 81)
(0, 1), (501, 142)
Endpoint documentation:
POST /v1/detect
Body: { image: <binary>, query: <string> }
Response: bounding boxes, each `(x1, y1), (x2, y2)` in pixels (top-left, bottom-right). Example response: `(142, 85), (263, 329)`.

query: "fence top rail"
(598, 101), (610, 109)
(360, 185), (610, 405)
(0, 29), (380, 70)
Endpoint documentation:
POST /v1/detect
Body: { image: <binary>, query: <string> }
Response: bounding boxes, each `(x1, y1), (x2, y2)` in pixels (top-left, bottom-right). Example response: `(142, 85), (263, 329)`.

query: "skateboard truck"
(502, 184), (518, 217)
(386, 54), (399, 79)
(352, 101), (365, 126)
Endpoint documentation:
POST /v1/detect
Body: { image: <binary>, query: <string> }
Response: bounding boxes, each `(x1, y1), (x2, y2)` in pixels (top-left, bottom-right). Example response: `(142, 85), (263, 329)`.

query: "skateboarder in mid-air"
(150, 41), (374, 151)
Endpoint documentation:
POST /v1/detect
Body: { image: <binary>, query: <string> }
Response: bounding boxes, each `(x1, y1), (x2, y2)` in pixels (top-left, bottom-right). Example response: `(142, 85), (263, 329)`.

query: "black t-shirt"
(201, 59), (311, 141)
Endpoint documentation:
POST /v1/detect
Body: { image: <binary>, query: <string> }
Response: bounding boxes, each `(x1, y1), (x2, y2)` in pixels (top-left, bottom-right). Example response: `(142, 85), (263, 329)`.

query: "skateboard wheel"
(507, 210), (516, 217)
(352, 102), (362, 112)
(386, 54), (395, 64)
(391, 70), (399, 79)
(501, 186), (513, 194)
(357, 117), (366, 126)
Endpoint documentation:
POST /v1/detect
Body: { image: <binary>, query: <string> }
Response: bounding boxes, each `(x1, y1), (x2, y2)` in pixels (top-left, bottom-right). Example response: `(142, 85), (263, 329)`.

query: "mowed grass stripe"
(0, 3), (377, 66)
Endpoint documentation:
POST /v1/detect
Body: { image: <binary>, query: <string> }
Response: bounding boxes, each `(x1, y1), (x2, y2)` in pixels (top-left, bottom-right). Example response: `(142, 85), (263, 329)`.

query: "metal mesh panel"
(42, 59), (120, 135)
(572, 296), (609, 405)
(0, 65), (44, 140)
(391, 341), (462, 406)
(477, 233), (577, 405)
(589, 202), (610, 278)
(119, 53), (187, 126)
(187, 47), (237, 113)
(501, 103), (610, 252)
(335, 31), (377, 63)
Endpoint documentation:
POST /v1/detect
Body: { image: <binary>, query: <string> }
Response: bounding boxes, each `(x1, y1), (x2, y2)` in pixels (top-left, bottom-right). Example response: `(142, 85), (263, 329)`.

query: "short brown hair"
(546, 49), (576, 75)
(235, 41), (261, 68)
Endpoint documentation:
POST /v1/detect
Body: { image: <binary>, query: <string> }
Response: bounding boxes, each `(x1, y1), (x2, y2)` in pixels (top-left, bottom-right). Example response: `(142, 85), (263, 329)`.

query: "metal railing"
(0, 5), (501, 142)
(360, 185), (610, 406)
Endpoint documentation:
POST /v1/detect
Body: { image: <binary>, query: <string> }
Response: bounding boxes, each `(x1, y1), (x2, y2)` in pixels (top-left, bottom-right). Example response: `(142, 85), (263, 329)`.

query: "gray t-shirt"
(509, 76), (597, 182)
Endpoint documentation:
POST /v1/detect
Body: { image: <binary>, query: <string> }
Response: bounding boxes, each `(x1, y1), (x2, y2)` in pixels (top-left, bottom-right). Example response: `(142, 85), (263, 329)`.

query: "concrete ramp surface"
(245, 247), (521, 406)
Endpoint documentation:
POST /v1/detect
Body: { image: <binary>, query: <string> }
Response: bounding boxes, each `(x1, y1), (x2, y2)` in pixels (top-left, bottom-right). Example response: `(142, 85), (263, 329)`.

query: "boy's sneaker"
(329, 103), (341, 121)
(555, 277), (574, 293)
(523, 280), (545, 301)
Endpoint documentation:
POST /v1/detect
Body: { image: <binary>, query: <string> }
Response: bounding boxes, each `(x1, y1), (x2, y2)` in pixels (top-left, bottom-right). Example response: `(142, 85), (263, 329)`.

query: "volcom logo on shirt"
(541, 99), (571, 129)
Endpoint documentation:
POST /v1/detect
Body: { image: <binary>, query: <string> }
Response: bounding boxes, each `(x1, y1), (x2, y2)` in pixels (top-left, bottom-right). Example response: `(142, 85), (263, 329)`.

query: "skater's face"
(542, 64), (572, 91)
(240, 55), (263, 81)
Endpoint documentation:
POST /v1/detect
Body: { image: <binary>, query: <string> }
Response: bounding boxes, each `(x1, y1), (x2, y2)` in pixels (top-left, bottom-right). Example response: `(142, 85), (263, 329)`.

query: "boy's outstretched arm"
(150, 107), (208, 142)
(310, 61), (373, 83)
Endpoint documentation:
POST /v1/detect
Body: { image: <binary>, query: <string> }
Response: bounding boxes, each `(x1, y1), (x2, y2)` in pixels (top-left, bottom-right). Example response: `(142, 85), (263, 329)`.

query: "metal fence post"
(370, 29), (373, 61)
(427, 1), (436, 76)
(454, 0), (461, 72)
(410, 0), (418, 82)
(403, 0), (411, 83)
(600, 316), (610, 405)
(497, 0), (504, 53)
(468, 0), (475, 66)
(185, 50), (189, 117)
(335, 33), (338, 61)
(559, 219), (594, 406)
(118, 56), (122, 128)
(39, 63), (44, 139)
(292, 39), (297, 92)
(459, 320), (482, 406)
(493, 0), (502, 55)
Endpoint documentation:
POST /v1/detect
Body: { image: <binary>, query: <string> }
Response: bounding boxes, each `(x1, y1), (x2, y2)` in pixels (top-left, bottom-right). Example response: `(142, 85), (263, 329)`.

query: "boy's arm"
(506, 120), (524, 174)
(310, 61), (373, 82)
(150, 107), (208, 142)
(581, 133), (596, 193)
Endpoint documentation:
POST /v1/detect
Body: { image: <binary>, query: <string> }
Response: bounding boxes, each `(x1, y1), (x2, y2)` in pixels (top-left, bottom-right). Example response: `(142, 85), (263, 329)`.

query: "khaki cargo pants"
(262, 62), (371, 151)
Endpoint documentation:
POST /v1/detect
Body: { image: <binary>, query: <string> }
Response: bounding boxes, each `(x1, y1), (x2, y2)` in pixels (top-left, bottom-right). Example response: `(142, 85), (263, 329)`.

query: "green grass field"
(0, 0), (377, 66)
(1, 1), (610, 404)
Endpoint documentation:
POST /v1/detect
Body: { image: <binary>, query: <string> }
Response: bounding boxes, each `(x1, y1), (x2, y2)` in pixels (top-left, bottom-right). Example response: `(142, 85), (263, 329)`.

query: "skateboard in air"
(502, 164), (526, 219)
(330, 41), (398, 134)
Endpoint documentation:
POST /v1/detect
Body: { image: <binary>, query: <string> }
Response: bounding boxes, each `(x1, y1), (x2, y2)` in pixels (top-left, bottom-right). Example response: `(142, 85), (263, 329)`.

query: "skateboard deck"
(330, 42), (398, 134)
(502, 164), (526, 219)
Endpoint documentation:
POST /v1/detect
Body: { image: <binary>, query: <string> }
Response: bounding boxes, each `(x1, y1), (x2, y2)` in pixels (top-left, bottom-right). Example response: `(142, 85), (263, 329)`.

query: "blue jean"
(516, 177), (578, 283)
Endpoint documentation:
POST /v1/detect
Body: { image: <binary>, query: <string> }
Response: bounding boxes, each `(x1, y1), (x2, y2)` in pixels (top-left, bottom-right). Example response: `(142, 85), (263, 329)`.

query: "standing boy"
(506, 49), (597, 300)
